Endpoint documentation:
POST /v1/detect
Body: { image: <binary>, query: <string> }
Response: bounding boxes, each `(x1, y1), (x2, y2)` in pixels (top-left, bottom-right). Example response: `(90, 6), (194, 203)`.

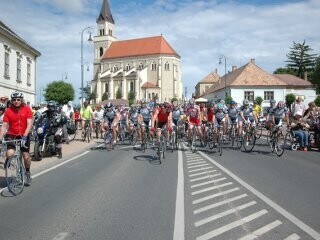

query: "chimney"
(250, 58), (255, 64)
(304, 72), (308, 81)
(215, 68), (218, 74)
(232, 66), (237, 71)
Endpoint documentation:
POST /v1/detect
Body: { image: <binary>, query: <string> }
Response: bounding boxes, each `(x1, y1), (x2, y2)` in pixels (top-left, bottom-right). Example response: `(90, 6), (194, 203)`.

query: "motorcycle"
(33, 117), (58, 161)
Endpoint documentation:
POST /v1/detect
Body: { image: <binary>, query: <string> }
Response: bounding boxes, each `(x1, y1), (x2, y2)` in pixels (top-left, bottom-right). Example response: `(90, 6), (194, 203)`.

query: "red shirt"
(207, 107), (215, 122)
(74, 111), (80, 120)
(158, 110), (169, 123)
(3, 104), (33, 136)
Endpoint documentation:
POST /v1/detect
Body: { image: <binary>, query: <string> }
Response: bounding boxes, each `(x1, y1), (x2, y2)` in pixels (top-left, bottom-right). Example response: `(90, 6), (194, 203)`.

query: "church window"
(99, 47), (104, 57)
(27, 63), (31, 85)
(151, 62), (157, 71)
(138, 63), (144, 70)
(165, 62), (170, 71)
(109, 29), (112, 36)
(126, 64), (131, 71)
(113, 65), (118, 72)
(130, 82), (134, 91)
(105, 83), (109, 92)
(4, 52), (10, 78)
(16, 58), (21, 82)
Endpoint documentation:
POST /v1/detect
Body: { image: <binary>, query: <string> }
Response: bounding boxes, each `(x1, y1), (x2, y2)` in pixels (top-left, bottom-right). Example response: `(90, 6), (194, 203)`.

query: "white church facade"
(91, 0), (183, 103)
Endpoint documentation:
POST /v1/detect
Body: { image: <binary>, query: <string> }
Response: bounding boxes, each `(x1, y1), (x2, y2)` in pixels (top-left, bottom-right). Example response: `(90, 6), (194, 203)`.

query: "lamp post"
(81, 26), (93, 104)
(219, 55), (227, 98)
(61, 72), (68, 81)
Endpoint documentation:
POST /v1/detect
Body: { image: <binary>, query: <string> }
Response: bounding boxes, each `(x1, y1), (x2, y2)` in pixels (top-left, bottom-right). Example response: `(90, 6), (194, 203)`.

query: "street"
(0, 138), (319, 240)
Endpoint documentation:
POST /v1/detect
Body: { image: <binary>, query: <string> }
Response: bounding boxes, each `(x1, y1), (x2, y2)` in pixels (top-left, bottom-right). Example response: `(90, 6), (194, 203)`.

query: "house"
(194, 69), (220, 98)
(201, 59), (316, 105)
(91, 0), (183, 103)
(0, 20), (41, 105)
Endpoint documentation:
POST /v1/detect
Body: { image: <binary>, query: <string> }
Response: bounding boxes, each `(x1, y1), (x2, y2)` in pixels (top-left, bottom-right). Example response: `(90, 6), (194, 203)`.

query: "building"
(0, 20), (41, 105)
(194, 69), (220, 98)
(201, 59), (317, 105)
(91, 0), (183, 103)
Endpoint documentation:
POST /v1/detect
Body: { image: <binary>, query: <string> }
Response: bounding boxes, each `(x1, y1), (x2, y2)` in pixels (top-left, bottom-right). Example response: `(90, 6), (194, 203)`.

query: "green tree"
(314, 96), (320, 107)
(88, 92), (97, 104)
(273, 67), (296, 75)
(285, 93), (296, 111)
(102, 92), (109, 101)
(225, 96), (233, 104)
(254, 96), (263, 106)
(116, 88), (122, 99)
(286, 40), (317, 79)
(44, 81), (74, 105)
(128, 91), (135, 106)
(311, 55), (320, 94)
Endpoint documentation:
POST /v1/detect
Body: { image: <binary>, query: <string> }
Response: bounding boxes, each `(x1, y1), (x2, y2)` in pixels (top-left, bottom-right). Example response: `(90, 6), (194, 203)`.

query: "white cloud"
(0, 0), (319, 102)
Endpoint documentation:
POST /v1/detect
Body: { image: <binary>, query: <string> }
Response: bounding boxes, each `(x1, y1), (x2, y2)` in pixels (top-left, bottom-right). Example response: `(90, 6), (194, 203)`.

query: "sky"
(0, 0), (319, 103)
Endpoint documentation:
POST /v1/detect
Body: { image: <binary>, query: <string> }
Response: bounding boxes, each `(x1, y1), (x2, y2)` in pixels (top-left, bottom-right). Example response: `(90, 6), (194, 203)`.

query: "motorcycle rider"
(38, 101), (67, 159)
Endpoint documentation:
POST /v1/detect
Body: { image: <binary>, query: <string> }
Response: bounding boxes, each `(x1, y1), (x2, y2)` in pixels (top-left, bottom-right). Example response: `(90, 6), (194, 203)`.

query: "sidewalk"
(0, 135), (99, 186)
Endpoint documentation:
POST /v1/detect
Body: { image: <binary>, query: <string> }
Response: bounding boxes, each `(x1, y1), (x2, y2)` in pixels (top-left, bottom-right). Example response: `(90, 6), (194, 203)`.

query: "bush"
(255, 96), (263, 105)
(314, 96), (320, 106)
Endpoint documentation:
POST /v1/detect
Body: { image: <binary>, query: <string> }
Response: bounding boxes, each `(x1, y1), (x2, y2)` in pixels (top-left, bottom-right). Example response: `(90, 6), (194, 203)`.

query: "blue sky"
(0, 0), (319, 103)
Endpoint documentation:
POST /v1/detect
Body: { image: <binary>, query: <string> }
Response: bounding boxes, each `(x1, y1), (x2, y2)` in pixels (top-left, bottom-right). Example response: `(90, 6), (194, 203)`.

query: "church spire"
(96, 0), (115, 24)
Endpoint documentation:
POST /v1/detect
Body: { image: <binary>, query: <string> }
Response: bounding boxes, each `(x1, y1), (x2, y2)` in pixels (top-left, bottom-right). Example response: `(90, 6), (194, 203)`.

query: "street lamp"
(61, 72), (68, 81)
(219, 55), (227, 98)
(81, 26), (93, 104)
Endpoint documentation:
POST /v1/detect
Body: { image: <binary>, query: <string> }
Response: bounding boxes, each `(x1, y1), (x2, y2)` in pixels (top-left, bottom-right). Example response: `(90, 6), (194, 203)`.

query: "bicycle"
(228, 121), (239, 148)
(156, 127), (167, 163)
(82, 120), (92, 143)
(128, 122), (139, 146)
(94, 120), (103, 139)
(104, 123), (114, 151)
(242, 121), (256, 152)
(215, 124), (224, 156)
(268, 125), (285, 156)
(2, 139), (26, 195)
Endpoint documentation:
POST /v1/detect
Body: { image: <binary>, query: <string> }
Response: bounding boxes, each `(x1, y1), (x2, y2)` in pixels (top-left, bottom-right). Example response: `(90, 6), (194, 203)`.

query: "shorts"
(157, 121), (167, 129)
(5, 134), (30, 153)
(189, 118), (200, 126)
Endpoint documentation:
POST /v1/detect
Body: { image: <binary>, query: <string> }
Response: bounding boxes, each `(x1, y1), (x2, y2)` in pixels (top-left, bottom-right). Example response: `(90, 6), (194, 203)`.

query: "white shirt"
(62, 104), (74, 119)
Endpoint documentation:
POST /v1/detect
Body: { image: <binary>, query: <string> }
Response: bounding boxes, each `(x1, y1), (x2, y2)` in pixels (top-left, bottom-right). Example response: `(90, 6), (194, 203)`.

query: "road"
(0, 138), (319, 240)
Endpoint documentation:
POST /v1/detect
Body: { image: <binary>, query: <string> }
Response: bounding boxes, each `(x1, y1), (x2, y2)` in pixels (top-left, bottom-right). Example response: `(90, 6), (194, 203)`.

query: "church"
(91, 0), (183, 103)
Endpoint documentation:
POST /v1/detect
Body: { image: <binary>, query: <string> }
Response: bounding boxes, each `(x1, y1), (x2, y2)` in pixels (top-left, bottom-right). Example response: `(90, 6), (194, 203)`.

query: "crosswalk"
(183, 150), (317, 240)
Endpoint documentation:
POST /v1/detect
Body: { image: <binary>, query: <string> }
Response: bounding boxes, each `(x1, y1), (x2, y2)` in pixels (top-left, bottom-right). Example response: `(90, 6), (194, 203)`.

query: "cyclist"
(266, 99), (276, 130)
(139, 100), (152, 147)
(0, 91), (33, 184)
(227, 100), (239, 135)
(214, 102), (228, 143)
(80, 101), (94, 140)
(253, 100), (262, 118)
(128, 106), (140, 139)
(151, 102), (173, 143)
(239, 99), (258, 137)
(62, 101), (74, 144)
(0, 102), (6, 127)
(119, 106), (129, 141)
(186, 102), (202, 145)
(272, 101), (289, 129)
(93, 104), (104, 138)
(102, 102), (119, 144)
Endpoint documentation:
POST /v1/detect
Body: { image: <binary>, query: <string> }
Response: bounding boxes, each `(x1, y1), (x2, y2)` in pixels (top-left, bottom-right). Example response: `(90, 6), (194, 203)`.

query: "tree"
(273, 67), (296, 75)
(286, 40), (317, 79)
(116, 88), (122, 99)
(311, 55), (320, 94)
(225, 96), (233, 104)
(79, 82), (91, 102)
(285, 93), (296, 111)
(102, 92), (109, 101)
(314, 96), (320, 107)
(128, 91), (135, 106)
(44, 81), (75, 105)
(254, 96), (263, 106)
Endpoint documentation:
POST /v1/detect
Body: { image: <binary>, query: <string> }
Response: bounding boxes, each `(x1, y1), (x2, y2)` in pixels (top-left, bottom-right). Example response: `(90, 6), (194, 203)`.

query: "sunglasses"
(12, 98), (22, 102)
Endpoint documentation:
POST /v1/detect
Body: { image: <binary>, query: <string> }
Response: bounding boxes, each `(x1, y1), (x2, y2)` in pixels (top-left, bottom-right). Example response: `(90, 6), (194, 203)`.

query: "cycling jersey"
(228, 107), (239, 122)
(80, 106), (93, 120)
(104, 109), (117, 123)
(207, 107), (215, 122)
(241, 106), (254, 120)
(139, 107), (151, 121)
(130, 111), (139, 124)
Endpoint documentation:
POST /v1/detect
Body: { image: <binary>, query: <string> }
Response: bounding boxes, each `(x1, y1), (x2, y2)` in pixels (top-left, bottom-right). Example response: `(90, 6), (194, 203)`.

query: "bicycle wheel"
(218, 134), (223, 156)
(230, 126), (236, 147)
(191, 130), (197, 153)
(275, 133), (285, 157)
(5, 156), (25, 195)
(130, 129), (138, 146)
(236, 135), (243, 149)
(243, 132), (255, 152)
(284, 132), (298, 151)
(68, 129), (77, 142)
(208, 130), (215, 149)
(162, 137), (167, 159)
(170, 131), (175, 152)
(157, 141), (162, 163)
(255, 124), (263, 139)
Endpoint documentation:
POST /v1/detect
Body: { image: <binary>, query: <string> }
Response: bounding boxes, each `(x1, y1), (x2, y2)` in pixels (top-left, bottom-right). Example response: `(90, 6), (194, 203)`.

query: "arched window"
(151, 62), (157, 71)
(113, 65), (118, 72)
(130, 82), (134, 92)
(99, 47), (104, 57)
(125, 64), (131, 71)
(165, 62), (170, 71)
(138, 63), (144, 70)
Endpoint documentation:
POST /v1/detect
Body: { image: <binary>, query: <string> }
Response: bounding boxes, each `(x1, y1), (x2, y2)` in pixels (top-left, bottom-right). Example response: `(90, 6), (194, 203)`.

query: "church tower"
(93, 0), (117, 78)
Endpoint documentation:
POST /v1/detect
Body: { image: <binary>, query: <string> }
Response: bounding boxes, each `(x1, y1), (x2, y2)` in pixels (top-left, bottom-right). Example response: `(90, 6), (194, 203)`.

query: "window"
(151, 62), (157, 71)
(27, 63), (31, 85)
(244, 91), (254, 102)
(4, 52), (9, 77)
(113, 65), (118, 72)
(130, 82), (134, 92)
(138, 63), (144, 70)
(105, 83), (109, 92)
(125, 64), (131, 71)
(99, 47), (104, 57)
(109, 29), (112, 36)
(164, 62), (170, 71)
(17, 58), (21, 82)
(264, 91), (274, 100)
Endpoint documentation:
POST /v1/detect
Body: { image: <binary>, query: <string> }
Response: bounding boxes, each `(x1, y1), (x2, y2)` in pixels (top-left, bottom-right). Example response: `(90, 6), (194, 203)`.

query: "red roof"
(141, 82), (159, 89)
(102, 36), (180, 59)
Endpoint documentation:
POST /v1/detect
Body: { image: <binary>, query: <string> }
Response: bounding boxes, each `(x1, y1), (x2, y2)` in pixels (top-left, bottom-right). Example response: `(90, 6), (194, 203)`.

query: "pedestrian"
(0, 91), (33, 184)
(292, 96), (306, 117)
(62, 101), (74, 144)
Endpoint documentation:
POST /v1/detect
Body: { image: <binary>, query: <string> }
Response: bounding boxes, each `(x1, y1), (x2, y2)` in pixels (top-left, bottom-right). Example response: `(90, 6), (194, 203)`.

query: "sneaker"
(303, 146), (308, 152)
(25, 171), (32, 185)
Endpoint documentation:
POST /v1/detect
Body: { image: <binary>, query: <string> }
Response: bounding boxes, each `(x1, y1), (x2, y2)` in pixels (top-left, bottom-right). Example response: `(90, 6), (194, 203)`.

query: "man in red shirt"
(0, 90), (33, 184)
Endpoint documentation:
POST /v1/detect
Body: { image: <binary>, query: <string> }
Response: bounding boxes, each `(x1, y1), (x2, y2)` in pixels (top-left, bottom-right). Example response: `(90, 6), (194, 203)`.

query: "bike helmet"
(0, 102), (6, 109)
(47, 100), (56, 112)
(230, 100), (236, 105)
(243, 99), (249, 106)
(270, 99), (276, 104)
(217, 103), (224, 110)
(106, 102), (113, 108)
(277, 100), (285, 108)
(11, 90), (24, 99)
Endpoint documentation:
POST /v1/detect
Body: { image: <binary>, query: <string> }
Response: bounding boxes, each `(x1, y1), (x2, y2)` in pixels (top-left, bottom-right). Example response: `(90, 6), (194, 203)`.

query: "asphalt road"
(0, 138), (319, 240)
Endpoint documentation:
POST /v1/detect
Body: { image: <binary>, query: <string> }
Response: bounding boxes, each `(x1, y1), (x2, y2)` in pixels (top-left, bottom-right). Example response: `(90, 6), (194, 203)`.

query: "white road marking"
(52, 232), (69, 240)
(173, 149), (185, 240)
(283, 233), (301, 240)
(187, 163), (210, 169)
(191, 182), (233, 195)
(191, 177), (226, 188)
(189, 170), (217, 177)
(186, 159), (205, 163)
(194, 194), (248, 214)
(188, 166), (213, 173)
(196, 210), (268, 240)
(193, 187), (240, 204)
(187, 161), (206, 166)
(195, 201), (257, 227)
(199, 151), (320, 240)
(238, 220), (282, 240)
(190, 173), (222, 182)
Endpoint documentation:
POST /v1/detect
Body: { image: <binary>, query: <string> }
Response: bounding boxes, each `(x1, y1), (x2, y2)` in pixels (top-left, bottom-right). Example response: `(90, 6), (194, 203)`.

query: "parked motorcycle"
(33, 117), (58, 161)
